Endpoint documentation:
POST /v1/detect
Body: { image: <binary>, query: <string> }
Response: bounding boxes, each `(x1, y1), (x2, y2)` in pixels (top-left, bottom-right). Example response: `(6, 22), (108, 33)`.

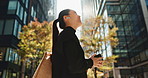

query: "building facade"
(81, 0), (148, 78)
(0, 0), (56, 78)
(81, 0), (114, 77)
(106, 0), (148, 78)
(81, 0), (113, 58)
(81, 0), (98, 21)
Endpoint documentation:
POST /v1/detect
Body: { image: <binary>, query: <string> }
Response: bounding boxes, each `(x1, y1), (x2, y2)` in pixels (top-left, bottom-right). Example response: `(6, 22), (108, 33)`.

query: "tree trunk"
(20, 61), (26, 78)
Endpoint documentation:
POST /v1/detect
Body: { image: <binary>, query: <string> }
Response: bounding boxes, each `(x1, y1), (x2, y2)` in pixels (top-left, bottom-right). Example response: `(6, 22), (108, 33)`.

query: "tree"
(16, 19), (52, 78)
(80, 16), (119, 78)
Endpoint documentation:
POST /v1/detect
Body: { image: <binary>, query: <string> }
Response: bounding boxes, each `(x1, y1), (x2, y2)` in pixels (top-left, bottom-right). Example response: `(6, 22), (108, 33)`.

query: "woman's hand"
(90, 54), (103, 68)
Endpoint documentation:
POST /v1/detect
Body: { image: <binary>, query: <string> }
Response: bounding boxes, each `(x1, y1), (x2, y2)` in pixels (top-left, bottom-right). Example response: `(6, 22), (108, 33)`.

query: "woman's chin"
(79, 22), (82, 26)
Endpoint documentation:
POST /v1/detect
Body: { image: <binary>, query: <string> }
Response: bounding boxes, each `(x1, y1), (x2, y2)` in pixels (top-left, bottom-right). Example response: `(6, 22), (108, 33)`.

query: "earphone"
(66, 17), (71, 19)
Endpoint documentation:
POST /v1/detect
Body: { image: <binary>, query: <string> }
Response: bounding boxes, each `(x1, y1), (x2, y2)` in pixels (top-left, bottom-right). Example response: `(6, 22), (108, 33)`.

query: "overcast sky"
(57, 0), (82, 17)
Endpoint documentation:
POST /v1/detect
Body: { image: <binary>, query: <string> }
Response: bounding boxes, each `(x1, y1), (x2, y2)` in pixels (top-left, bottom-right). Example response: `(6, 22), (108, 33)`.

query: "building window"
(22, 0), (25, 3)
(121, 53), (128, 57)
(0, 51), (3, 61)
(140, 51), (147, 61)
(0, 20), (4, 35)
(131, 57), (135, 65)
(143, 64), (148, 72)
(23, 11), (27, 24)
(0, 48), (6, 61)
(135, 55), (141, 63)
(16, 2), (20, 16)
(13, 53), (19, 65)
(7, 1), (17, 14)
(146, 0), (148, 9)
(0, 72), (2, 77)
(20, 7), (24, 20)
(12, 73), (17, 78)
(13, 20), (19, 37)
(26, 0), (29, 8)
(34, 11), (37, 17)
(4, 19), (14, 35)
(146, 49), (148, 58)
(4, 48), (20, 64)
(16, 2), (23, 20)
(31, 6), (34, 17)
(8, 48), (15, 62)
(17, 24), (22, 38)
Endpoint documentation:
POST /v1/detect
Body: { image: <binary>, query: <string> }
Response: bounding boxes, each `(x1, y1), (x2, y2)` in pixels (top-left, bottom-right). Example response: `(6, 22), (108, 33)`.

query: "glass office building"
(146, 0), (148, 9)
(81, 0), (98, 21)
(0, 0), (56, 78)
(81, 0), (115, 77)
(106, 0), (148, 78)
(81, 0), (148, 77)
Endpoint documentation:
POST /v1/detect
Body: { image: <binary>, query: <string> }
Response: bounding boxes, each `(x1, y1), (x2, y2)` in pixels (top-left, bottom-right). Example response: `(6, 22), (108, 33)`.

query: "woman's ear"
(63, 16), (67, 21)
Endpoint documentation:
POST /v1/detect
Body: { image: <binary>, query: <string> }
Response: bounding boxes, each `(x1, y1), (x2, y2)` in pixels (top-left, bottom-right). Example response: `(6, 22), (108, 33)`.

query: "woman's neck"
(65, 25), (77, 30)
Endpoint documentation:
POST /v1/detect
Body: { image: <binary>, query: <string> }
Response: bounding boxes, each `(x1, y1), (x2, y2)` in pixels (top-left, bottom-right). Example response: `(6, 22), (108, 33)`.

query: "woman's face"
(66, 10), (82, 28)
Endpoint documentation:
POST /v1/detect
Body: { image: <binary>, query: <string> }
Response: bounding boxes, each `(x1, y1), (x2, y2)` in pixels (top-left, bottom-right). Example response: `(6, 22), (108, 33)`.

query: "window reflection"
(26, 0), (29, 8)
(16, 24), (22, 38)
(0, 48), (6, 61)
(20, 7), (24, 20)
(107, 0), (148, 67)
(22, 0), (25, 3)
(140, 51), (146, 61)
(145, 0), (148, 9)
(4, 19), (14, 35)
(4, 48), (20, 64)
(16, 2), (20, 16)
(7, 1), (17, 14)
(0, 20), (4, 35)
(0, 19), (22, 37)
(24, 11), (27, 24)
(13, 20), (19, 37)
(16, 2), (23, 20)
(146, 49), (148, 57)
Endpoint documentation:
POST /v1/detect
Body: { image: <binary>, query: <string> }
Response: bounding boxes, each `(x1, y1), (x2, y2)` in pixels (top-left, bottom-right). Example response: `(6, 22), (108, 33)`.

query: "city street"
(0, 0), (148, 78)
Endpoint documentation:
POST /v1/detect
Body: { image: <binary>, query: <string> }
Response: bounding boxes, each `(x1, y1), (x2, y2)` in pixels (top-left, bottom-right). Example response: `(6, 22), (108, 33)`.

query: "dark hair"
(52, 9), (71, 47)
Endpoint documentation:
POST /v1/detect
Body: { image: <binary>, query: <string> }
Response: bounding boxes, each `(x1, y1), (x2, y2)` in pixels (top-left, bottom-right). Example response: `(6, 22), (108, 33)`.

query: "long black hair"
(52, 9), (71, 47)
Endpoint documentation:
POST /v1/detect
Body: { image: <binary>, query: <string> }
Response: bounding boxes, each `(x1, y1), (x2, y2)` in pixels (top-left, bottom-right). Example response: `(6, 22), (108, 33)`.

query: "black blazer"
(52, 27), (93, 78)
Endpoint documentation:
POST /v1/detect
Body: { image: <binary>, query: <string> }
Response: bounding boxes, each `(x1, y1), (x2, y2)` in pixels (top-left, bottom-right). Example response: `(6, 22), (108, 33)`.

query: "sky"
(57, 0), (82, 18)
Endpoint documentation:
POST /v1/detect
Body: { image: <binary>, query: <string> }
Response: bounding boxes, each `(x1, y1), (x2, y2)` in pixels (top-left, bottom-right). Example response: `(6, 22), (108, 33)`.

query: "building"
(81, 0), (113, 57)
(106, 0), (148, 78)
(81, 0), (98, 21)
(47, 0), (57, 21)
(81, 0), (148, 78)
(81, 0), (114, 77)
(0, 0), (56, 78)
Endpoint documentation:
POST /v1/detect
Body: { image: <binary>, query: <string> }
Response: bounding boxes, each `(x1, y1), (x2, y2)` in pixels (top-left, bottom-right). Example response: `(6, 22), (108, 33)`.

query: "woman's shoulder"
(58, 28), (75, 41)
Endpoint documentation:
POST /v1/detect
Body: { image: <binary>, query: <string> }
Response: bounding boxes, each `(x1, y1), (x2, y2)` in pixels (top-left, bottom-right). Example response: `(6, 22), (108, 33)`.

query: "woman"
(52, 9), (103, 78)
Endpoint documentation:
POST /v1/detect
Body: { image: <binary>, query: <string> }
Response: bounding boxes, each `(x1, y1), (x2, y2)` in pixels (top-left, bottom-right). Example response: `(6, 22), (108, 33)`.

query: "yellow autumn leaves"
(81, 16), (119, 77)
(100, 55), (119, 71)
(16, 19), (52, 61)
(81, 16), (119, 57)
